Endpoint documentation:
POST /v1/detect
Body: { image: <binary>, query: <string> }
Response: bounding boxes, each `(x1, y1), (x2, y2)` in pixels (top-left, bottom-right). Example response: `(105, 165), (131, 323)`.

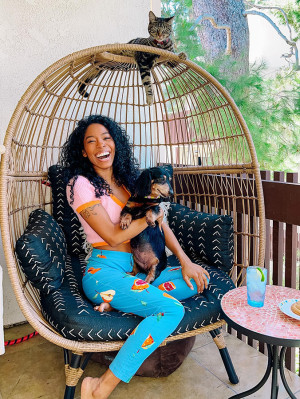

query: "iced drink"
(246, 266), (267, 307)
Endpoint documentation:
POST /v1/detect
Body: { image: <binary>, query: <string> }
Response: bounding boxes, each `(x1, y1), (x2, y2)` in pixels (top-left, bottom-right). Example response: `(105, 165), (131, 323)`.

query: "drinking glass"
(246, 266), (267, 307)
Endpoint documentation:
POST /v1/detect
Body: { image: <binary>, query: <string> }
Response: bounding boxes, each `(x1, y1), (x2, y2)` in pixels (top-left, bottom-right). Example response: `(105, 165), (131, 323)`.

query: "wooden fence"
(234, 170), (300, 374)
(261, 170), (299, 374)
(173, 168), (300, 374)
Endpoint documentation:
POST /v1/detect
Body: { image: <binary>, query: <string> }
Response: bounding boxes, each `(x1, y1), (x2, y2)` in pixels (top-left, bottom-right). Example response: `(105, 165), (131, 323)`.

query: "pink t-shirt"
(66, 175), (130, 247)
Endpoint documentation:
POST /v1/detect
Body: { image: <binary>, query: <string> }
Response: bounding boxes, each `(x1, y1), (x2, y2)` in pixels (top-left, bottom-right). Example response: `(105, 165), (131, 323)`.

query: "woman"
(60, 114), (210, 399)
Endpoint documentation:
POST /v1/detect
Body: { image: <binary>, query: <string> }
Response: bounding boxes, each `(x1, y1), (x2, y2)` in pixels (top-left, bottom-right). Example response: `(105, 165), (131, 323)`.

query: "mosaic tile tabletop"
(221, 285), (300, 341)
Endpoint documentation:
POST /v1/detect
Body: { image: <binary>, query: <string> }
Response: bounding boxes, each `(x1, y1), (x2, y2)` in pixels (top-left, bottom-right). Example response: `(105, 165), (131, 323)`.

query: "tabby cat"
(78, 11), (186, 105)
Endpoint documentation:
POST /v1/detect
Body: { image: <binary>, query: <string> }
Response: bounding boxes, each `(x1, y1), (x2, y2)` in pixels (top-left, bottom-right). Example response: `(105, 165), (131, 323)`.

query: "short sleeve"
(66, 176), (101, 214)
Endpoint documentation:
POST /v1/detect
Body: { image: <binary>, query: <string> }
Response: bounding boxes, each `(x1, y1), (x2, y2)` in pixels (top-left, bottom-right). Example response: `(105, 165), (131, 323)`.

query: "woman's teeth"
(96, 152), (110, 159)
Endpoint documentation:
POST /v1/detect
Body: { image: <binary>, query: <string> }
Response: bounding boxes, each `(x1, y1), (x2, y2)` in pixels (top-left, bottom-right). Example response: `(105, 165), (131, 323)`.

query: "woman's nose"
(97, 140), (106, 148)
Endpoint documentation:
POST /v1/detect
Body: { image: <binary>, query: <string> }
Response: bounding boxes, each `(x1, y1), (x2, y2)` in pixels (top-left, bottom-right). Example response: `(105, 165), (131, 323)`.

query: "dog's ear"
(135, 169), (152, 197)
(161, 164), (173, 179)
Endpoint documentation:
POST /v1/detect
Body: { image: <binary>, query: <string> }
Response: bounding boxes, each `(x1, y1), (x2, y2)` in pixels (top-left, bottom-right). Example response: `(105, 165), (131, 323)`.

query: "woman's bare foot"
(94, 303), (113, 312)
(81, 369), (121, 399)
(81, 377), (101, 399)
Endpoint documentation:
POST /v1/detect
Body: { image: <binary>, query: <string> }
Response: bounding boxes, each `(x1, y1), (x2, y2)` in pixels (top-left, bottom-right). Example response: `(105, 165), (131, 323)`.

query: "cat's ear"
(149, 11), (156, 22)
(165, 16), (175, 24)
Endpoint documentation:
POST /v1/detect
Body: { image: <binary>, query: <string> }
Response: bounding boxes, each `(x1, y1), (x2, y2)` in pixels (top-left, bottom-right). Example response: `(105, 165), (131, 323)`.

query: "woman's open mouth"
(96, 151), (111, 161)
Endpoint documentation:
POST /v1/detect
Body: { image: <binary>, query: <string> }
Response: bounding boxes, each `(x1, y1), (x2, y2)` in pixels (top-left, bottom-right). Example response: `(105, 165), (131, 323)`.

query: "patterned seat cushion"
(168, 203), (234, 272)
(41, 254), (234, 341)
(37, 165), (235, 341)
(48, 165), (87, 257)
(15, 209), (66, 295)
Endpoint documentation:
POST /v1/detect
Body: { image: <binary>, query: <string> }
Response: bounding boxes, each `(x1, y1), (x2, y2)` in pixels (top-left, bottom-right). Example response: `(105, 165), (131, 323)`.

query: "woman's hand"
(161, 222), (210, 293)
(180, 257), (210, 294)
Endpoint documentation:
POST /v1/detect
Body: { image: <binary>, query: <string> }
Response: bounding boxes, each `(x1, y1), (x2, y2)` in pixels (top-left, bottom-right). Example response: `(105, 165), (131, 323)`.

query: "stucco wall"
(0, 0), (161, 326)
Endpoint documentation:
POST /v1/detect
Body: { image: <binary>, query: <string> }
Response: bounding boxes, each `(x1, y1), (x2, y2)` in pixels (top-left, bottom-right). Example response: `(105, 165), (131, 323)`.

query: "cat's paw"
(146, 95), (154, 106)
(178, 52), (187, 60)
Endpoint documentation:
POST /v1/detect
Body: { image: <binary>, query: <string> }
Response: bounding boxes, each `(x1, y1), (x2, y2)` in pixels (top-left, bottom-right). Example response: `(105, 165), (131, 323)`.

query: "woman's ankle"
(93, 369), (121, 397)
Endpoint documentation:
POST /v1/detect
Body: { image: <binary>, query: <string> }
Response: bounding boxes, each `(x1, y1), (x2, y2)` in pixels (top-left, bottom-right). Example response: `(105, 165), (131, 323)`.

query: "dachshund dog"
(120, 165), (173, 283)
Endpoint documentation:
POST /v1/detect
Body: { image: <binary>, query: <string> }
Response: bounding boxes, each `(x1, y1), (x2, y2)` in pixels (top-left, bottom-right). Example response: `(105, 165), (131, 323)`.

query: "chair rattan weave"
(0, 44), (265, 398)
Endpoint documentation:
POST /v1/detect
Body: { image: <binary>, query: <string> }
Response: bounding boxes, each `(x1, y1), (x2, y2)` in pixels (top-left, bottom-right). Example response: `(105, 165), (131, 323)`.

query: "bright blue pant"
(82, 249), (199, 383)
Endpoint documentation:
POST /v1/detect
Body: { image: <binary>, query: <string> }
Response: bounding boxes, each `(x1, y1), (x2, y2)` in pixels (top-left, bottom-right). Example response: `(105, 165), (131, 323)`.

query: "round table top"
(221, 285), (300, 346)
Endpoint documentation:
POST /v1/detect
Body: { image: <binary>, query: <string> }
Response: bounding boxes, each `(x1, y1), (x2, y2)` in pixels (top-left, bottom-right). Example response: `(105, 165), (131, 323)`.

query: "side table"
(221, 285), (300, 399)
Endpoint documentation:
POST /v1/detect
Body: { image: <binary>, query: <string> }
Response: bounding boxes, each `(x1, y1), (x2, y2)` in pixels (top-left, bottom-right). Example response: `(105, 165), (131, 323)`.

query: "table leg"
(228, 344), (273, 399)
(271, 345), (279, 399)
(230, 344), (298, 399)
(279, 347), (297, 399)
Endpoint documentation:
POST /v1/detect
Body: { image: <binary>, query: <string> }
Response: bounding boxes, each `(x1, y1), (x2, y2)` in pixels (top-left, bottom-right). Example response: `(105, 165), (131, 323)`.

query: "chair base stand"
(64, 350), (92, 399)
(210, 328), (239, 384)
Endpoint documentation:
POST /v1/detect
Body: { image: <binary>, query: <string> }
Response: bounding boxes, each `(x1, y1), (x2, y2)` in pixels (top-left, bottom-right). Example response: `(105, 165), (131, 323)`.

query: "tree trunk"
(192, 0), (250, 75)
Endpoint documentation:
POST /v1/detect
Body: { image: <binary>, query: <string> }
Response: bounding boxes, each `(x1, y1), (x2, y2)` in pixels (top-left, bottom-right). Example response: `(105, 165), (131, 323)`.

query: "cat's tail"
(78, 81), (91, 98)
(78, 68), (102, 98)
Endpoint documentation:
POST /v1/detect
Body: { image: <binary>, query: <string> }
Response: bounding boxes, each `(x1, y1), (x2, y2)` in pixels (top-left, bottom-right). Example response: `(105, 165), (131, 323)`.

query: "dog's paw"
(144, 274), (155, 284)
(146, 219), (156, 228)
(145, 209), (157, 227)
(120, 214), (132, 230)
(146, 217), (156, 228)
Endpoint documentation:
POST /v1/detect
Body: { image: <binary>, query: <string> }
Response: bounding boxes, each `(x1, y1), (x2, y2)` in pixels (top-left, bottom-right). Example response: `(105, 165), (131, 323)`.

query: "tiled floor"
(1, 323), (300, 399)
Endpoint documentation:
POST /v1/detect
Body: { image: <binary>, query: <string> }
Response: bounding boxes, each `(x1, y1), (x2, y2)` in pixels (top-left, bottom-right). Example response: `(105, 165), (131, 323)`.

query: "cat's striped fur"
(78, 11), (186, 105)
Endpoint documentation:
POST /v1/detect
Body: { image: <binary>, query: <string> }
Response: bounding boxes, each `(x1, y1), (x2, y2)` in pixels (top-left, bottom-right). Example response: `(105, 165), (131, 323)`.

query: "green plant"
(162, 0), (300, 171)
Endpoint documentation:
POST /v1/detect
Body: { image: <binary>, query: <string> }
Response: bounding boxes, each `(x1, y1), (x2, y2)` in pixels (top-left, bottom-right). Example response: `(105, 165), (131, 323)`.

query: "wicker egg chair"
(0, 44), (265, 398)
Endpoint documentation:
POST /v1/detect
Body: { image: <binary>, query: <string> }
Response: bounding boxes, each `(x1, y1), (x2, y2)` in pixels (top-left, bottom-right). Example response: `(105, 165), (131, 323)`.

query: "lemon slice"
(256, 267), (265, 282)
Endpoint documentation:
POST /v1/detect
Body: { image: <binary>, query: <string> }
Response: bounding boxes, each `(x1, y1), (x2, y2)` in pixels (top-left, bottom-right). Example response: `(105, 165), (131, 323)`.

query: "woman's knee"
(161, 296), (185, 322)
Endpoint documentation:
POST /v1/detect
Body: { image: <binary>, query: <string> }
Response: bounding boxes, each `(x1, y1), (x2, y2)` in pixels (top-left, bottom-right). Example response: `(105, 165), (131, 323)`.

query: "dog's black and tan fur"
(120, 166), (173, 283)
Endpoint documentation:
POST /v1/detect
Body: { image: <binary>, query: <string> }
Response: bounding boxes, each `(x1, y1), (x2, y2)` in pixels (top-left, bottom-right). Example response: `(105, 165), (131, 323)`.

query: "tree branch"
(243, 9), (299, 70)
(191, 15), (232, 55)
(245, 4), (292, 40)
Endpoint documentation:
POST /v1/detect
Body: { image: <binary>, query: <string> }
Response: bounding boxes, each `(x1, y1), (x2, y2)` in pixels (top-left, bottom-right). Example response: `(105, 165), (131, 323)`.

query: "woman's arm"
(162, 222), (210, 293)
(80, 202), (150, 247)
(80, 202), (163, 247)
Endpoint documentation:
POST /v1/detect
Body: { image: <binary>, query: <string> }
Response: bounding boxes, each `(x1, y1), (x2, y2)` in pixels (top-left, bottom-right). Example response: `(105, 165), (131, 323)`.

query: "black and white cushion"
(15, 209), (66, 295)
(15, 166), (235, 342)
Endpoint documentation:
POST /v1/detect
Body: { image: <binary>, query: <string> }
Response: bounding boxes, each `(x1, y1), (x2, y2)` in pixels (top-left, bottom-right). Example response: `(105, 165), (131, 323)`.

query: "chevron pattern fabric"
(168, 203), (234, 272)
(15, 166), (235, 341)
(48, 165), (87, 257)
(40, 253), (234, 341)
(15, 209), (66, 295)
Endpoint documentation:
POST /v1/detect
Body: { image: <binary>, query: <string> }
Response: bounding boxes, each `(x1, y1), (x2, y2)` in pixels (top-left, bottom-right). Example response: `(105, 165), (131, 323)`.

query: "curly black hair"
(59, 114), (140, 203)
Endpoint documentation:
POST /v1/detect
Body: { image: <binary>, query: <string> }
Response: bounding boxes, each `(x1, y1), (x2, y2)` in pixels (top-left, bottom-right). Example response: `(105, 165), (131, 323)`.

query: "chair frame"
(0, 44), (265, 397)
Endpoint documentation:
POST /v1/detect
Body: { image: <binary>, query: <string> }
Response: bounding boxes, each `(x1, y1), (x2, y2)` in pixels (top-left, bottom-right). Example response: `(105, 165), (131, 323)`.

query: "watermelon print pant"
(82, 248), (199, 383)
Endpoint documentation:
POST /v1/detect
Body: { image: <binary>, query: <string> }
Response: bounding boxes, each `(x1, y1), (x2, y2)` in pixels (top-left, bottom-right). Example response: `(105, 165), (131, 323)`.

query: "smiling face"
(82, 123), (115, 176)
